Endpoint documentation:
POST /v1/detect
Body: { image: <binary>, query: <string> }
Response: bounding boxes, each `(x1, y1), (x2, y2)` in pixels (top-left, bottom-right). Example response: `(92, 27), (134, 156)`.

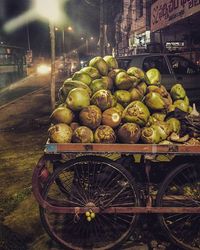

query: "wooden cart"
(32, 143), (200, 250)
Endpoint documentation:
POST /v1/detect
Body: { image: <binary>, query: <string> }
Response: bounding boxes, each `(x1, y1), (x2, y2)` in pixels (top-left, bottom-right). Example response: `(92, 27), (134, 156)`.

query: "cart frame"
(32, 143), (200, 250)
(33, 143), (200, 214)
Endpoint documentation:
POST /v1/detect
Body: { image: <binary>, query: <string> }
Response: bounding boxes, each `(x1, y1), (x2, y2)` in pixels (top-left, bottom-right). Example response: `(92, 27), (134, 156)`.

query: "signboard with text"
(151, 0), (200, 32)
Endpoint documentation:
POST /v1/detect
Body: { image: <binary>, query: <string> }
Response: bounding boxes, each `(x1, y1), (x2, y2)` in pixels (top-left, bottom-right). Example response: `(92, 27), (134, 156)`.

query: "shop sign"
(151, 0), (200, 32)
(166, 41), (185, 50)
(129, 31), (151, 48)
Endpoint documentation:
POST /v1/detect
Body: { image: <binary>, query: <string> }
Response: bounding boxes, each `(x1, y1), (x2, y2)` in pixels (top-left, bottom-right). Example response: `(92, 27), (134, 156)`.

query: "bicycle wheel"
(156, 162), (200, 250)
(39, 156), (140, 250)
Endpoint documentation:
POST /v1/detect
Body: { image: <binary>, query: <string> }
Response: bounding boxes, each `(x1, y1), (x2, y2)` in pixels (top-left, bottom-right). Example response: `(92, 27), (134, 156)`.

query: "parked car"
(117, 54), (200, 103)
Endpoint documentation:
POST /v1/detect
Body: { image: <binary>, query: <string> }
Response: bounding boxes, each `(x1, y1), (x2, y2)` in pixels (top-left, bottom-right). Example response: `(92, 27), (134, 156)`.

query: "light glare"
(33, 0), (65, 23)
(3, 0), (68, 33)
(36, 64), (51, 75)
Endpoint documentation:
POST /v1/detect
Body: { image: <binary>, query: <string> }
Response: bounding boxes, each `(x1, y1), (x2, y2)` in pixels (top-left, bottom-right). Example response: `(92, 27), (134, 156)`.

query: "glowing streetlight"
(33, 0), (66, 24)
(67, 26), (73, 32)
(3, 0), (67, 33)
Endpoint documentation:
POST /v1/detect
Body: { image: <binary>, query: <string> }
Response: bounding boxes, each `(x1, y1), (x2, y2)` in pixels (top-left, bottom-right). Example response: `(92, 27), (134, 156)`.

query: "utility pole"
(86, 38), (89, 54)
(62, 28), (65, 54)
(49, 22), (56, 110)
(26, 24), (31, 51)
(99, 0), (105, 57)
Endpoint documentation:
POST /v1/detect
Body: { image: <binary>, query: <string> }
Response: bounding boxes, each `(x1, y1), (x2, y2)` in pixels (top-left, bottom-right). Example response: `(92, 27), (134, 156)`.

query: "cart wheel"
(156, 163), (200, 250)
(40, 156), (140, 250)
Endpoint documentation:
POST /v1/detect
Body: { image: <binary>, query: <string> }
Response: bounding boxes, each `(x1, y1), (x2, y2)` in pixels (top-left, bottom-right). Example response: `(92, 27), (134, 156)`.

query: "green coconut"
(151, 112), (166, 122)
(145, 92), (166, 110)
(94, 125), (116, 143)
(114, 90), (131, 107)
(89, 56), (109, 76)
(80, 66), (100, 80)
(72, 126), (94, 143)
(152, 121), (172, 141)
(50, 107), (74, 124)
(72, 71), (92, 85)
(102, 107), (121, 128)
(90, 79), (108, 94)
(157, 85), (170, 98)
(170, 83), (186, 100)
(115, 72), (135, 90)
(61, 79), (92, 98)
(118, 123), (141, 143)
(91, 90), (117, 111)
(147, 85), (160, 93)
(146, 115), (158, 127)
(122, 101), (150, 126)
(146, 68), (161, 85)
(101, 76), (113, 90)
(174, 100), (189, 112)
(166, 118), (181, 134)
(48, 123), (72, 143)
(149, 85), (173, 108)
(130, 88), (144, 101)
(103, 55), (118, 70)
(141, 126), (161, 144)
(79, 105), (102, 130)
(66, 88), (90, 111)
(108, 68), (126, 80)
(127, 67), (145, 80)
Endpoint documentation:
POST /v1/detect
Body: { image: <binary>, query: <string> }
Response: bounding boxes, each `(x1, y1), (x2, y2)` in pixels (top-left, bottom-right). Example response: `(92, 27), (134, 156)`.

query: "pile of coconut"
(48, 55), (199, 145)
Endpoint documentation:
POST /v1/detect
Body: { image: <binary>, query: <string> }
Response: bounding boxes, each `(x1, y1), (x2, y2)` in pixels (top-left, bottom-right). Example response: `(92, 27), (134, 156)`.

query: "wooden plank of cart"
(32, 143), (200, 250)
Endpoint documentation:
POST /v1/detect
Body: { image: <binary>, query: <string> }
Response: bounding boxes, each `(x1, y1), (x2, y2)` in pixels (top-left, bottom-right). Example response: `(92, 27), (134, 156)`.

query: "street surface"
(0, 75), (179, 250)
(0, 73), (50, 107)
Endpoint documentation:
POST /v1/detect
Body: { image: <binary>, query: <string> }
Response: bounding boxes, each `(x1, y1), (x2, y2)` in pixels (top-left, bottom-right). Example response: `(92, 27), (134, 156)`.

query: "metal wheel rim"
(40, 156), (140, 250)
(156, 163), (200, 250)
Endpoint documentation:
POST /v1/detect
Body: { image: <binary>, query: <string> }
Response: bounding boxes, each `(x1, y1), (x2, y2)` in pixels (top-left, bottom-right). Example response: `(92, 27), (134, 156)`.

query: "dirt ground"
(0, 86), (61, 249)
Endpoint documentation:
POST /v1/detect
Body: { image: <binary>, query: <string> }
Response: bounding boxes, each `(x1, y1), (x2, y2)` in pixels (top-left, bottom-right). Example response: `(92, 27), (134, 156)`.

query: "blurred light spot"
(3, 0), (68, 33)
(36, 64), (51, 74)
(67, 26), (73, 31)
(3, 10), (36, 33)
(33, 0), (66, 24)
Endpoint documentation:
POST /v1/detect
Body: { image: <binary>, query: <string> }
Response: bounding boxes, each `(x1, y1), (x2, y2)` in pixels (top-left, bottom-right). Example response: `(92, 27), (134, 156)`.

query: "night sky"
(0, 0), (100, 57)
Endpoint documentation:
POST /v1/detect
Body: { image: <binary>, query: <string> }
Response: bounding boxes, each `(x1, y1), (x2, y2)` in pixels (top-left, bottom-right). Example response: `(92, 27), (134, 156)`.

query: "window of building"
(143, 56), (169, 74)
(136, 0), (143, 19)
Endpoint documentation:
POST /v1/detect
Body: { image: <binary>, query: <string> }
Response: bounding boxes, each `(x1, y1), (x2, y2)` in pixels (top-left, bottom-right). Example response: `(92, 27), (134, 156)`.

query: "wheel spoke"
(40, 157), (140, 249)
(157, 163), (200, 250)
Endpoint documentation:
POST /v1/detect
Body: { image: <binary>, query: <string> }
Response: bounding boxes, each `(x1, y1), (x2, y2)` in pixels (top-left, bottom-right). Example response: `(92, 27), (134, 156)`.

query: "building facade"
(151, 0), (200, 63)
(114, 0), (152, 56)
(113, 0), (200, 63)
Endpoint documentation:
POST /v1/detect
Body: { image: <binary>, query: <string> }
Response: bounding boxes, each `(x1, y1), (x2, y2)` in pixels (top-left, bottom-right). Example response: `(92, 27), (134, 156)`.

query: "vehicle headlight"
(36, 64), (51, 75)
